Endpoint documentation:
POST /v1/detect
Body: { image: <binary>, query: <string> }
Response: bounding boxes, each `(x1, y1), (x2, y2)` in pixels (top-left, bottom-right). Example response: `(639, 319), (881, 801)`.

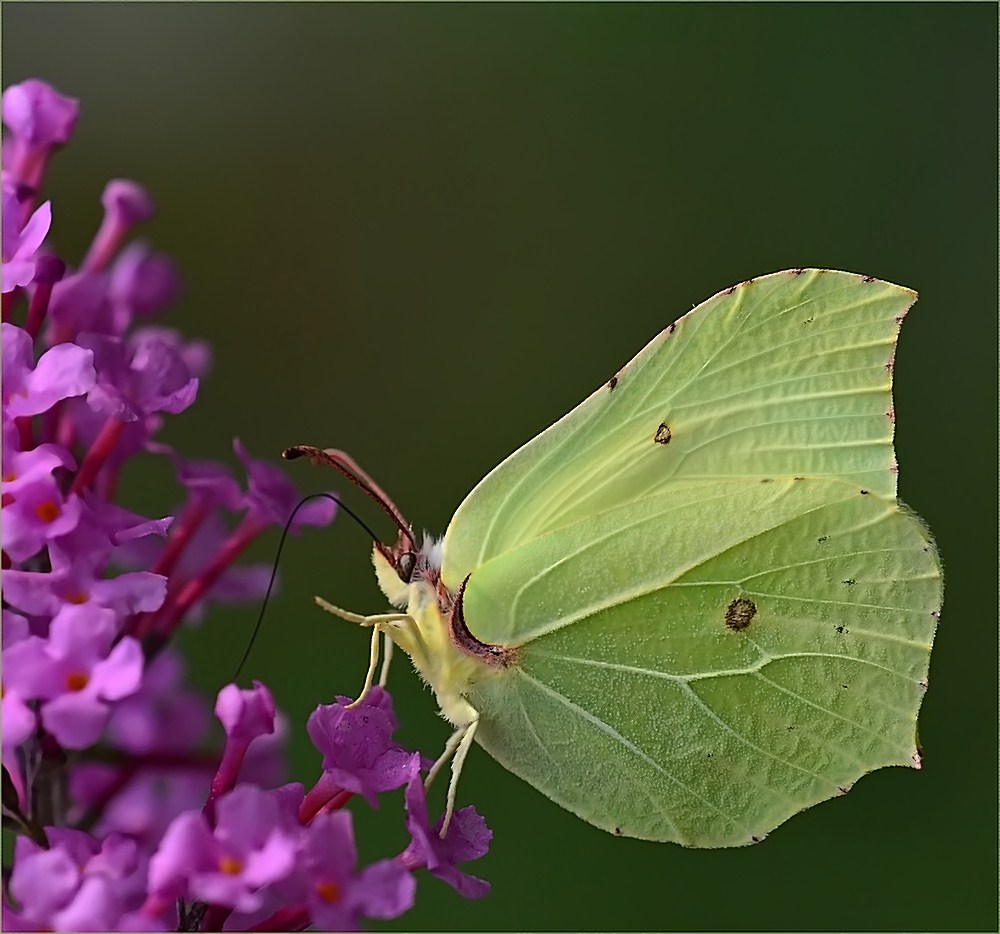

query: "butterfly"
(286, 268), (942, 847)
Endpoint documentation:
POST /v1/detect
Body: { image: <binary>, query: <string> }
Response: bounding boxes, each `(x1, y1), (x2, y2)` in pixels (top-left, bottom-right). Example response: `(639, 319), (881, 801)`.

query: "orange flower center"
(65, 672), (90, 692)
(2, 471), (16, 483)
(34, 501), (60, 523)
(66, 592), (89, 605)
(218, 856), (243, 876)
(316, 880), (341, 903)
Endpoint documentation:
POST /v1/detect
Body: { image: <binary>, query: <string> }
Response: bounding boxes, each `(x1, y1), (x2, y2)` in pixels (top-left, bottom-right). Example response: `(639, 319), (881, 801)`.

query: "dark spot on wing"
(791, 268), (805, 276)
(835, 625), (848, 634)
(608, 375), (618, 391)
(725, 285), (737, 295)
(861, 275), (876, 283)
(801, 316), (814, 325)
(817, 535), (828, 544)
(838, 785), (850, 795)
(842, 579), (856, 586)
(760, 478), (773, 483)
(859, 489), (869, 495)
(725, 597), (756, 632)
(654, 423), (672, 444)
(750, 835), (762, 844)
(613, 826), (622, 836)
(666, 322), (676, 335)
(841, 684), (849, 689)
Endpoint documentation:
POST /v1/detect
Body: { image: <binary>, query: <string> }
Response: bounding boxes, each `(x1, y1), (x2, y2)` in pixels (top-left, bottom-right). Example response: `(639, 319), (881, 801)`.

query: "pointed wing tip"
(780, 267), (917, 298)
(711, 269), (918, 305)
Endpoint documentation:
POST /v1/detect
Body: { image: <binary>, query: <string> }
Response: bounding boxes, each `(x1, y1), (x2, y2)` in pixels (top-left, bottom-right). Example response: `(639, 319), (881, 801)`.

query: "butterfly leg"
(425, 726), (466, 791)
(313, 596), (413, 707)
(378, 636), (393, 687)
(424, 700), (480, 838)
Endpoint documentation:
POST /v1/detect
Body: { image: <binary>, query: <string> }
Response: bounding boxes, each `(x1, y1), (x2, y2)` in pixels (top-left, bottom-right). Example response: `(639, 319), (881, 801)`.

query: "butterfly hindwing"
(463, 477), (940, 845)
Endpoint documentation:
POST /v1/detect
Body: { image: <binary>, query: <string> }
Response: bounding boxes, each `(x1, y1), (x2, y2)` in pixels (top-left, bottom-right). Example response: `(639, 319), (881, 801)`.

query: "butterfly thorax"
(372, 544), (510, 727)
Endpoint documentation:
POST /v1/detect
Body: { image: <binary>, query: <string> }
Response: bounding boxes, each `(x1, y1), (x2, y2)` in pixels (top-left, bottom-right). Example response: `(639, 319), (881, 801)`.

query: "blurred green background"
(4, 3), (995, 931)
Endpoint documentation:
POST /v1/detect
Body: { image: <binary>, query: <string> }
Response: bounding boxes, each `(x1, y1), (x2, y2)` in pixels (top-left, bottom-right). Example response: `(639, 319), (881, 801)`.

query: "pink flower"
(3, 604), (144, 748)
(9, 829), (154, 932)
(1, 475), (83, 562)
(2, 79), (78, 147)
(1, 176), (52, 292)
(401, 771), (492, 899)
(1, 322), (95, 416)
(306, 687), (421, 808)
(235, 438), (337, 532)
(148, 785), (298, 913)
(281, 810), (415, 931)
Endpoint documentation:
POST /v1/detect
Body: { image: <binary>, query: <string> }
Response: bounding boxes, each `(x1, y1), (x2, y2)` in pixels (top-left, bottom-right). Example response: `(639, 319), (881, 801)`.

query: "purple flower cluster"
(2, 79), (491, 931)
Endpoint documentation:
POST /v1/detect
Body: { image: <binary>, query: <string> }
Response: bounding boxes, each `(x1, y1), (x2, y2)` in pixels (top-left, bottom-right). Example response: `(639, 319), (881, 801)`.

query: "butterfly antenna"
(232, 491), (384, 682)
(283, 445), (416, 552)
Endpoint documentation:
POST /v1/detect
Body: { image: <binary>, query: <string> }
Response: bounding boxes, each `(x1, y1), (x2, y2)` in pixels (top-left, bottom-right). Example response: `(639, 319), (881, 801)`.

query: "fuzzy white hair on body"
(420, 533), (444, 571)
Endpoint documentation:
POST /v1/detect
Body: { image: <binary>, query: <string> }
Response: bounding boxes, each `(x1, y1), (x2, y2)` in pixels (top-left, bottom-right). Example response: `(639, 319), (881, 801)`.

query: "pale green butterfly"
(286, 268), (942, 847)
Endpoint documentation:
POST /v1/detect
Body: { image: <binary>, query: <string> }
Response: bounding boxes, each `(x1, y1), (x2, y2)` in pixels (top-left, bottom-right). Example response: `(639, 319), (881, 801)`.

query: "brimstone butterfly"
(286, 268), (941, 847)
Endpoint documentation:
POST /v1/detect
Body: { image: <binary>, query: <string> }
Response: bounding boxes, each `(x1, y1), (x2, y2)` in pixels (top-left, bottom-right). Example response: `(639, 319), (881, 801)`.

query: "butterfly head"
(374, 531), (444, 609)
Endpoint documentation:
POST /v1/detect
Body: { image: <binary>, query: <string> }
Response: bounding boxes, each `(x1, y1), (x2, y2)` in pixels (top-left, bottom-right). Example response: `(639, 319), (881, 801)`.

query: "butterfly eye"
(397, 551), (417, 583)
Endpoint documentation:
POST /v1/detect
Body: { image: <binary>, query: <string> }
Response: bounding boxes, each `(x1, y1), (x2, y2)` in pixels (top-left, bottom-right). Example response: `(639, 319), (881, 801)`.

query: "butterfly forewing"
(442, 269), (914, 590)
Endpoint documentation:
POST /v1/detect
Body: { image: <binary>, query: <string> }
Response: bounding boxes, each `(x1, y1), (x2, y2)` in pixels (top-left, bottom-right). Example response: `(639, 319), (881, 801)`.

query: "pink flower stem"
(298, 773), (352, 825)
(15, 415), (33, 452)
(81, 214), (128, 273)
(85, 749), (219, 769)
(127, 497), (207, 628)
(202, 738), (250, 824)
(70, 417), (125, 495)
(97, 461), (121, 502)
(152, 499), (211, 577)
(138, 894), (170, 921)
(77, 751), (218, 831)
(320, 789), (353, 815)
(24, 278), (55, 341)
(2, 290), (18, 322)
(250, 906), (311, 932)
(16, 149), (49, 200)
(53, 403), (74, 449)
(149, 515), (265, 640)
(201, 905), (235, 933)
